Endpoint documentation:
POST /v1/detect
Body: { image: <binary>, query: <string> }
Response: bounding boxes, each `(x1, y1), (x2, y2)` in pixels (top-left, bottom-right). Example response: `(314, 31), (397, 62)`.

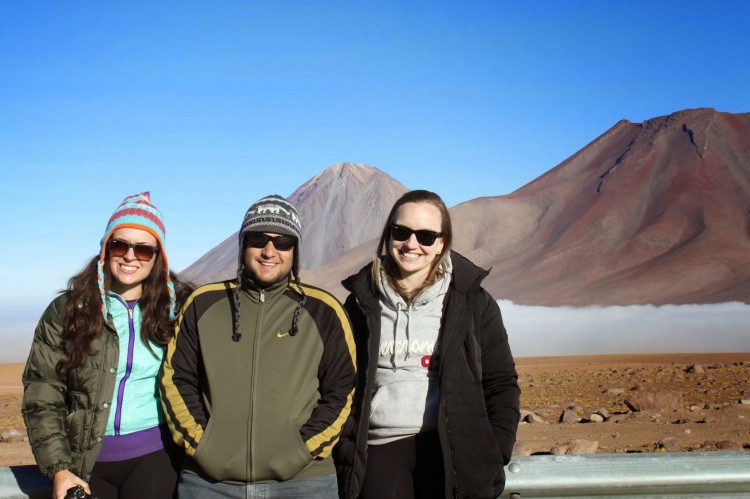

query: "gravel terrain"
(2, 353), (748, 467)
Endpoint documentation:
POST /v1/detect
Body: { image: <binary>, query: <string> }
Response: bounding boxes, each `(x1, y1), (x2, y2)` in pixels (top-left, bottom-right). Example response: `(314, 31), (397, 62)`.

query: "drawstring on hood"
(231, 195), (305, 342)
(378, 258), (452, 370)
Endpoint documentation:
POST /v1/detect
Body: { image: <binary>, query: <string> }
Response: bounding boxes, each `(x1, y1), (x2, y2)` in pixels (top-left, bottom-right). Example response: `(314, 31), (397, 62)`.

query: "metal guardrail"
(500, 451), (750, 498)
(0, 465), (49, 499)
(2, 452), (749, 498)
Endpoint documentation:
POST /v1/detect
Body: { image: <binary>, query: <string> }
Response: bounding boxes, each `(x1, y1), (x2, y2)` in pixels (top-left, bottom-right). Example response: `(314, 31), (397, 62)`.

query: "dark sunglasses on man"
(390, 225), (443, 246)
(244, 233), (296, 251)
(108, 238), (159, 261)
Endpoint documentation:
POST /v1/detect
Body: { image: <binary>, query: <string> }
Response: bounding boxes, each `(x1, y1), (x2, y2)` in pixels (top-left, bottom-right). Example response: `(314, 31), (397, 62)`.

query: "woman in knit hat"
(22, 192), (193, 499)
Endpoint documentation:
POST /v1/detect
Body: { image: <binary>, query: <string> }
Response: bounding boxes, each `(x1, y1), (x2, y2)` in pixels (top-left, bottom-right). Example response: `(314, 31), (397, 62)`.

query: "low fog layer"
(2, 302), (749, 363)
(501, 301), (750, 357)
(1, 302), (44, 364)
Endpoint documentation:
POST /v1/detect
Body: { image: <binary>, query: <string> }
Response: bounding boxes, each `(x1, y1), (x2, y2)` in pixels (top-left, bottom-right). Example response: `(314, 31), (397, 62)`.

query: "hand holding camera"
(65, 485), (93, 499)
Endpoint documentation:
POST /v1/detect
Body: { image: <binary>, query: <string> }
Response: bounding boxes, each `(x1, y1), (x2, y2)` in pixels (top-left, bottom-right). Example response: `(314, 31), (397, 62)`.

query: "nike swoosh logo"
(276, 331), (290, 338)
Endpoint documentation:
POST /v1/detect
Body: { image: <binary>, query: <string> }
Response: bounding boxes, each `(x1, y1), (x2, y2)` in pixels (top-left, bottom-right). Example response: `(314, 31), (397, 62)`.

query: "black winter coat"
(334, 252), (521, 499)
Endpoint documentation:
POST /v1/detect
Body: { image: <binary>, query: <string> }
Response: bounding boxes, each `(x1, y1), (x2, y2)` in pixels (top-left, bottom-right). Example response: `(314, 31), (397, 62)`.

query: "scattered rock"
(658, 437), (680, 452)
(526, 413), (546, 424)
(698, 440), (742, 451)
(560, 409), (580, 424)
(716, 440), (743, 451)
(625, 390), (684, 412)
(588, 413), (605, 423)
(513, 441), (532, 456)
(515, 354), (747, 456)
(591, 407), (611, 419)
(533, 406), (561, 418)
(604, 388), (625, 395)
(0, 429), (26, 443)
(550, 439), (599, 455)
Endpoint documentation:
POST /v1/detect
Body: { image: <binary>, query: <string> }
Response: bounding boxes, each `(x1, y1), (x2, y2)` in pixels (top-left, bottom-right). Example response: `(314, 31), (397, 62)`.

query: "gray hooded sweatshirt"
(368, 259), (453, 445)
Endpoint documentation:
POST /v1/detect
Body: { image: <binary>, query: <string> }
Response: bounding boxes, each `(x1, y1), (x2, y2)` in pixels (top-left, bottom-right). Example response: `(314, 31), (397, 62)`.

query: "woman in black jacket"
(334, 190), (520, 499)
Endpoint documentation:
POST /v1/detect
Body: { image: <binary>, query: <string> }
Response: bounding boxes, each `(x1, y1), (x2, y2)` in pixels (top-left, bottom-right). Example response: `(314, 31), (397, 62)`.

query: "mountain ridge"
(181, 108), (750, 306)
(179, 162), (407, 284)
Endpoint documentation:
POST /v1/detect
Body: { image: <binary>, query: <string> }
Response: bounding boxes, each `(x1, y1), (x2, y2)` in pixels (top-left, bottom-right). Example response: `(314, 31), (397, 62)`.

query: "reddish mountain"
(452, 108), (750, 305)
(306, 108), (750, 305)
(182, 109), (749, 306)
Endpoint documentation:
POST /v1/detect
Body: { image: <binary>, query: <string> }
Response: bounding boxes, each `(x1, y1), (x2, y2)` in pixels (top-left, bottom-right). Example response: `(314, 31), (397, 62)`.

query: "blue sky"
(2, 1), (749, 360)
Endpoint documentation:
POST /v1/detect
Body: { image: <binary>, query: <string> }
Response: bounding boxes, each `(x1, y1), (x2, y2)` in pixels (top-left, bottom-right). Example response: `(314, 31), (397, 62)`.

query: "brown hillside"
(451, 108), (750, 305)
(183, 109), (750, 307)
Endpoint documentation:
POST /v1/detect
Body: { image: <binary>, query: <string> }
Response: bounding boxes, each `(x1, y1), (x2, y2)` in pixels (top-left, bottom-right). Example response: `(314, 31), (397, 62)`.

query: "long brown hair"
(59, 251), (192, 370)
(373, 190), (453, 301)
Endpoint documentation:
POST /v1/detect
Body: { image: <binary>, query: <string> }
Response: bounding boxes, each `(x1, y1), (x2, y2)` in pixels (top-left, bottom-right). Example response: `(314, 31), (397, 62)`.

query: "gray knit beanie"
(232, 194), (305, 341)
(239, 194), (303, 242)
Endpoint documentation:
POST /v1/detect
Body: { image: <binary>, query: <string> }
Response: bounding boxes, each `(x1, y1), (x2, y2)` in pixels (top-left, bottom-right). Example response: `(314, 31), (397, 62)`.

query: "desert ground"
(1, 353), (748, 467)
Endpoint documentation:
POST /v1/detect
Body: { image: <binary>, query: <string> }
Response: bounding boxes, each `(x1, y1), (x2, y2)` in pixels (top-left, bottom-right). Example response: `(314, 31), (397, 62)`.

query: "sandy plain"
(1, 353), (748, 467)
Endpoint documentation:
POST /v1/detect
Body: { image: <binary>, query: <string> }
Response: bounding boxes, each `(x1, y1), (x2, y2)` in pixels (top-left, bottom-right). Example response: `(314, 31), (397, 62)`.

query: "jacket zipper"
(439, 396), (458, 498)
(247, 287), (264, 481)
(113, 296), (138, 436)
(439, 295), (460, 499)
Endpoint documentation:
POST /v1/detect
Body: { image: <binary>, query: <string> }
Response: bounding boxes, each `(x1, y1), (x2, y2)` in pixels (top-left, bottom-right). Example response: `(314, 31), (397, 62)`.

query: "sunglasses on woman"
(244, 233), (296, 251)
(390, 225), (443, 246)
(108, 239), (159, 261)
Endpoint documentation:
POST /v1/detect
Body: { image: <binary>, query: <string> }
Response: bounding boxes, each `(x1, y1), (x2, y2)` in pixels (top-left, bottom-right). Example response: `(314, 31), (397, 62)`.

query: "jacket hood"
(343, 251), (489, 303)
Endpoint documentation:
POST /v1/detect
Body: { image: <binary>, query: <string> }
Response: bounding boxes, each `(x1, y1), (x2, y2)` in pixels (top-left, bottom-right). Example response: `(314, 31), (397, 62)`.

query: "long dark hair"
(58, 251), (192, 370)
(373, 189), (453, 301)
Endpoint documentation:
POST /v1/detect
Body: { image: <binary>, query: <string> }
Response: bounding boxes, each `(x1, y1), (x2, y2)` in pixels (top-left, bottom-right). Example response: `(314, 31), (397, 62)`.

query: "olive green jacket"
(22, 294), (120, 481)
(160, 277), (356, 483)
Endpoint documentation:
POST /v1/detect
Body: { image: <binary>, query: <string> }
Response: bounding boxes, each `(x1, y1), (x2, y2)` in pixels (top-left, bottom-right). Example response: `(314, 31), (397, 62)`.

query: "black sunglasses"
(390, 225), (443, 246)
(108, 238), (159, 261)
(244, 233), (296, 251)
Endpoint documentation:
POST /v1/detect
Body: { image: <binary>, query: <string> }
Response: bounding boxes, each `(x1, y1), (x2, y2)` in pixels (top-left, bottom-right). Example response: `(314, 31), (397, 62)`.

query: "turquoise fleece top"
(104, 295), (163, 436)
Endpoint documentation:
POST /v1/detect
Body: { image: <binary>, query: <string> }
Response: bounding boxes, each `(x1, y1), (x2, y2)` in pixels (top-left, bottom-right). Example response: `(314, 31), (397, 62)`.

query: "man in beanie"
(159, 194), (356, 498)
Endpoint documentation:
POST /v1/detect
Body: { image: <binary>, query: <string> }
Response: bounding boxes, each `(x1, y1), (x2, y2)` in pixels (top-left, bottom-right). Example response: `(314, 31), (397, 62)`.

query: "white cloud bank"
(2, 301), (749, 363)
(1, 301), (48, 364)
(500, 301), (750, 357)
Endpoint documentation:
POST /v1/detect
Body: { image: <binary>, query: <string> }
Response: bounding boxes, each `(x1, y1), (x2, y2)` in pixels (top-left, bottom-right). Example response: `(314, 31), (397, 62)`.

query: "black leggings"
(89, 448), (177, 499)
(360, 431), (445, 499)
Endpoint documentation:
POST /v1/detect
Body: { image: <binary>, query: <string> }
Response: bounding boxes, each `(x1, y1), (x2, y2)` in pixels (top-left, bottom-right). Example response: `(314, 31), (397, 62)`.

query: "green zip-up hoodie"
(159, 276), (356, 483)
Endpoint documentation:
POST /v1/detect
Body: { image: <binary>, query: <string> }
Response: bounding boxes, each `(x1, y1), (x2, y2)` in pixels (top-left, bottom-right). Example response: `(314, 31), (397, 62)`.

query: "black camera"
(65, 486), (92, 499)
